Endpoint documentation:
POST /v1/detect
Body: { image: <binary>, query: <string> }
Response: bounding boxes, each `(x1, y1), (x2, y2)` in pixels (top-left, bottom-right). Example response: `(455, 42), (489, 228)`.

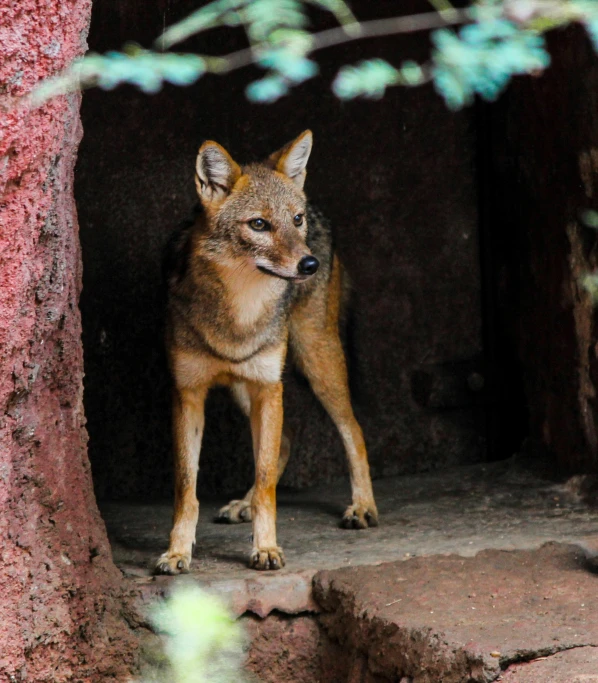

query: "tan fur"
(155, 131), (377, 575)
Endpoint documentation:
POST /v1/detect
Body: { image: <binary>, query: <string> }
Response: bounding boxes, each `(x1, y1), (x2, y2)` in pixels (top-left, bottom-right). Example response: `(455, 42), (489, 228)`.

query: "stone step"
(313, 543), (598, 682)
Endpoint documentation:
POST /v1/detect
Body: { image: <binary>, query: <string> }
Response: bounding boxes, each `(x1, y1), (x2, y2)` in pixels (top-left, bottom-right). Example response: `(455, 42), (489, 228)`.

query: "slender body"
(155, 131), (378, 574)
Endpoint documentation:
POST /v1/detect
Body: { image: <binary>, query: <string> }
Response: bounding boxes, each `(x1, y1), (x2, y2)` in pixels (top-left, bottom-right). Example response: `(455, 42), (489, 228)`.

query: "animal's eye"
(293, 214), (304, 227)
(249, 218), (270, 231)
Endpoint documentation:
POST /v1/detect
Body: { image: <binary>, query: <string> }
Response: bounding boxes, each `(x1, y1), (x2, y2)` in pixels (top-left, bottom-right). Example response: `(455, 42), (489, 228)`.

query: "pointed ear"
(266, 130), (313, 189)
(195, 141), (241, 204)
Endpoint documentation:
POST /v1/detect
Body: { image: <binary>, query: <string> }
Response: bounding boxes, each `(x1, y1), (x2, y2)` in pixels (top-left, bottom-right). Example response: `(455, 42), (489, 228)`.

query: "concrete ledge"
(313, 543), (598, 682)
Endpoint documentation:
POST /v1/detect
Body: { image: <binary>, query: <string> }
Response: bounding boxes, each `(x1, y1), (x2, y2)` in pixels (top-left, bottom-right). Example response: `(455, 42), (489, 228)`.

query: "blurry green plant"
(579, 210), (598, 305)
(581, 272), (598, 303)
(139, 583), (248, 683)
(430, 18), (551, 109)
(8, 0), (598, 113)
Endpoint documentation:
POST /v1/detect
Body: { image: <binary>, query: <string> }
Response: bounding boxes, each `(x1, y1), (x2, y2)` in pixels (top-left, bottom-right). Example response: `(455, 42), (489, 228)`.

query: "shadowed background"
(75, 0), (487, 500)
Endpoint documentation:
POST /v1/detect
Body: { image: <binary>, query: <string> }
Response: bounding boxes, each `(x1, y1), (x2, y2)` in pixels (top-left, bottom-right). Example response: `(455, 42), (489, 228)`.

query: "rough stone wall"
(490, 28), (598, 474)
(76, 0), (485, 500)
(0, 2), (136, 680)
(243, 612), (389, 683)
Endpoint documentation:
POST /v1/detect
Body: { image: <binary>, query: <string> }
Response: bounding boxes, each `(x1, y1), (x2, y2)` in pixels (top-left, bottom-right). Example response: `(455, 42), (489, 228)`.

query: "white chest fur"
(173, 344), (285, 389)
(219, 262), (283, 329)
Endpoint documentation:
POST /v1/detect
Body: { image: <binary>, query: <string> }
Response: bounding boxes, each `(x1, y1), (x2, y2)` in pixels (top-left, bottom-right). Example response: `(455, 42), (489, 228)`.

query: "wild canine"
(156, 130), (378, 574)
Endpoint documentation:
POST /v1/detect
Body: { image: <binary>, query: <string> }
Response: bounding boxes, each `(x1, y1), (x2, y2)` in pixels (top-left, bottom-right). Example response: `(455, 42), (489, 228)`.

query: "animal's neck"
(216, 260), (287, 329)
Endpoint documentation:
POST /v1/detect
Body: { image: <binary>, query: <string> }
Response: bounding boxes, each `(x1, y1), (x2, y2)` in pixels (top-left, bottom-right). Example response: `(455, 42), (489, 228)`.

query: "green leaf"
(333, 59), (400, 99)
(27, 72), (79, 106)
(432, 64), (472, 110)
(431, 20), (550, 110)
(243, 0), (308, 42)
(160, 54), (206, 85)
(258, 48), (318, 83)
(87, 51), (206, 93)
(582, 272), (598, 304)
(585, 17), (598, 52)
(267, 28), (314, 51)
(400, 60), (425, 86)
(157, 0), (244, 49)
(246, 74), (290, 102)
(580, 209), (598, 228)
(145, 583), (247, 683)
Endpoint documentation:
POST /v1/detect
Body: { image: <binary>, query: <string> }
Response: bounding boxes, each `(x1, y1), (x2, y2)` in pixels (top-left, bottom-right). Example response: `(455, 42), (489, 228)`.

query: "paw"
(154, 551), (192, 575)
(249, 547), (285, 571)
(215, 499), (252, 524)
(341, 504), (379, 529)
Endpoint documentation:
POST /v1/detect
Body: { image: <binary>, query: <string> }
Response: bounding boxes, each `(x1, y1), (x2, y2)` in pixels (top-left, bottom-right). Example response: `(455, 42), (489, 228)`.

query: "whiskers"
(230, 259), (253, 283)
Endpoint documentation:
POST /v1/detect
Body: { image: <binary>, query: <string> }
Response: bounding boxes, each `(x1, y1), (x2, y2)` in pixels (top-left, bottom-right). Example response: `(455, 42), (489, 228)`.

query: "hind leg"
(215, 382), (292, 524)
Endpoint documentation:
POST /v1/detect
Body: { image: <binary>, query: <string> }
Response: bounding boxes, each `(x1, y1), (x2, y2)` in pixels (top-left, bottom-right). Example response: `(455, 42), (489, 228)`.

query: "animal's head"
(194, 130), (319, 282)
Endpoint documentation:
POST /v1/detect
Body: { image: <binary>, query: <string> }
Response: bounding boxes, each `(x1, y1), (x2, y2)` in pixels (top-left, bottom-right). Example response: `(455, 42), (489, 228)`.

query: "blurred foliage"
(333, 59), (401, 99)
(581, 272), (598, 304)
(29, 47), (206, 106)
(580, 210), (598, 305)
(11, 0), (598, 110)
(12, 2), (598, 298)
(139, 583), (248, 683)
(431, 20), (551, 109)
(156, 0), (357, 50)
(580, 209), (598, 230)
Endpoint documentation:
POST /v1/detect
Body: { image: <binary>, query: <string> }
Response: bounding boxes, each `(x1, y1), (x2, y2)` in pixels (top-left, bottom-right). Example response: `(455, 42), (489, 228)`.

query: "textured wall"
(76, 0), (485, 500)
(489, 28), (598, 474)
(0, 1), (136, 679)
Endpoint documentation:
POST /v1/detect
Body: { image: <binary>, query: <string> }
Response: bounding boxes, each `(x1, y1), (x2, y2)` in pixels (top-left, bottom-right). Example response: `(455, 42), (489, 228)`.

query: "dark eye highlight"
(293, 214), (304, 227)
(249, 218), (270, 231)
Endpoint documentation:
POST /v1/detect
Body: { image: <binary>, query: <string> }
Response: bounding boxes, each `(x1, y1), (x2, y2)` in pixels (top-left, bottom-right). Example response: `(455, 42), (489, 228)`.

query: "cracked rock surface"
(499, 646), (598, 682)
(314, 543), (598, 682)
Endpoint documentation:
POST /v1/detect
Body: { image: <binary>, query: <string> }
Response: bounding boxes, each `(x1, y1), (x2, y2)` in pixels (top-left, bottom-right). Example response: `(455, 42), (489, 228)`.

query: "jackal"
(155, 131), (378, 574)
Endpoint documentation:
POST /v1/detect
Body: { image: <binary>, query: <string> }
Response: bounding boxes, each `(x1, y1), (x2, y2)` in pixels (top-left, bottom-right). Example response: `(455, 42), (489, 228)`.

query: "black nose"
(297, 255), (319, 276)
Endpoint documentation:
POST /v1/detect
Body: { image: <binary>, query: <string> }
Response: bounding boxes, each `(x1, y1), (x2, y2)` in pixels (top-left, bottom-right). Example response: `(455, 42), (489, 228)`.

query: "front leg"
(247, 381), (285, 570)
(155, 386), (207, 575)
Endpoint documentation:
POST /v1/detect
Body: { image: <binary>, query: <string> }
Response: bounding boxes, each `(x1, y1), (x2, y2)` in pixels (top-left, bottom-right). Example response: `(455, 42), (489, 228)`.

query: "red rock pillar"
(1, 1), (136, 680)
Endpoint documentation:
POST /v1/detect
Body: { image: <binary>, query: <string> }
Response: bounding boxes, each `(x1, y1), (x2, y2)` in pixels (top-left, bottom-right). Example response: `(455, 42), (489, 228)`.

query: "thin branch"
(211, 10), (470, 73)
(0, 9), (470, 115)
